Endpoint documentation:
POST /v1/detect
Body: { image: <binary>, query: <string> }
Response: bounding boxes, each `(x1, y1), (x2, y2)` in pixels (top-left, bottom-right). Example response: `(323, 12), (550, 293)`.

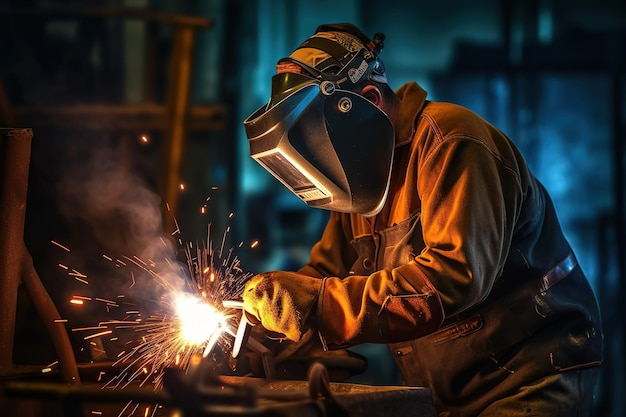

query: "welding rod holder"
(223, 300), (276, 379)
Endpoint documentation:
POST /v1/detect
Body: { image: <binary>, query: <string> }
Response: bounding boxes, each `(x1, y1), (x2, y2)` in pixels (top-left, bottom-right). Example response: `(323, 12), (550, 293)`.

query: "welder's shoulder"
(419, 100), (498, 144)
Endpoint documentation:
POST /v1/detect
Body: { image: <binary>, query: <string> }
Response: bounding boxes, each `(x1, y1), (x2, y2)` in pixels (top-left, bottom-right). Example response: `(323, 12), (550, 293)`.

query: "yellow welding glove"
(242, 271), (322, 342)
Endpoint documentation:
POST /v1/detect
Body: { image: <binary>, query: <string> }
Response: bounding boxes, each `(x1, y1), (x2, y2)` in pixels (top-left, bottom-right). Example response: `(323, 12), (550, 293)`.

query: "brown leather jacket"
(298, 82), (603, 415)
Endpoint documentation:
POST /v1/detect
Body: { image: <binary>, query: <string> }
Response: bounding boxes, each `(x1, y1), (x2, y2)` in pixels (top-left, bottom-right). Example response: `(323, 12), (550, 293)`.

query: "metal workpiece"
(5, 360), (437, 417)
(0, 128), (80, 384)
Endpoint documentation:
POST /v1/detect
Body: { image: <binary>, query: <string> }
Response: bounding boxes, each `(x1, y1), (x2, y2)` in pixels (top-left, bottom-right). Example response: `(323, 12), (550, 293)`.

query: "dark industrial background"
(0, 0), (624, 416)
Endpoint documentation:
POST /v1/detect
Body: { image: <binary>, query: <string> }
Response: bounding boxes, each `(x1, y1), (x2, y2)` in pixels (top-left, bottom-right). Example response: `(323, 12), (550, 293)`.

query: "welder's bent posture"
(241, 23), (603, 416)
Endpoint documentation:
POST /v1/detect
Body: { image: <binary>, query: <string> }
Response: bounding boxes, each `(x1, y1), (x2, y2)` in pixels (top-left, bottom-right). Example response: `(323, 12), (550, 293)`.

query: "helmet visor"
(244, 79), (394, 216)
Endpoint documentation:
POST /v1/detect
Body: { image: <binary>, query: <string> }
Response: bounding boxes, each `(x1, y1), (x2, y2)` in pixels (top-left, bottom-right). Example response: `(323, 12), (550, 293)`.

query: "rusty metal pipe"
(0, 128), (31, 375)
(21, 249), (80, 383)
(0, 128), (79, 383)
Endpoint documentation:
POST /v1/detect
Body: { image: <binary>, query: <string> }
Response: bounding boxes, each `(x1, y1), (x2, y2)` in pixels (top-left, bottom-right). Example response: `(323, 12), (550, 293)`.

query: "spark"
(42, 360), (58, 373)
(66, 269), (89, 284)
(170, 218), (180, 236)
(73, 241), (247, 392)
(139, 134), (150, 144)
(251, 240), (259, 248)
(73, 295), (92, 300)
(54, 200), (253, 415)
(51, 240), (71, 252)
(74, 276), (89, 285)
(84, 330), (113, 340)
(95, 297), (117, 305)
(131, 256), (147, 266)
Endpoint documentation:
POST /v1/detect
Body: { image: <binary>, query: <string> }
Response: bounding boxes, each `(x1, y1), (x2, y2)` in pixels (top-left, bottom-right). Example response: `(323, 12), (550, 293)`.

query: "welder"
(241, 23), (603, 417)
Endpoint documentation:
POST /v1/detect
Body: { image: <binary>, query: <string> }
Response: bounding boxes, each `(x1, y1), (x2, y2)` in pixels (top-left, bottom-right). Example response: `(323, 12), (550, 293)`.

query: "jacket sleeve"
(414, 136), (524, 315)
(299, 213), (445, 349)
(317, 263), (445, 349)
(304, 134), (524, 350)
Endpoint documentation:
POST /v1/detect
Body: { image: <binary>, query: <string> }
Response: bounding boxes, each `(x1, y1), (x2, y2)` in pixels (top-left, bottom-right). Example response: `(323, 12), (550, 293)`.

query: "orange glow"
(191, 354), (202, 366)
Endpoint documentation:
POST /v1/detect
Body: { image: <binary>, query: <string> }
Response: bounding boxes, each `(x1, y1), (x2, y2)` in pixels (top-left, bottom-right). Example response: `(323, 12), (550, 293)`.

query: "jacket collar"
(394, 82), (428, 147)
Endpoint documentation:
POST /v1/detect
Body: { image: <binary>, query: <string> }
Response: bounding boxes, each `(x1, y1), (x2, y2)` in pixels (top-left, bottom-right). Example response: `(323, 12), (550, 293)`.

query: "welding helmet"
(243, 23), (394, 216)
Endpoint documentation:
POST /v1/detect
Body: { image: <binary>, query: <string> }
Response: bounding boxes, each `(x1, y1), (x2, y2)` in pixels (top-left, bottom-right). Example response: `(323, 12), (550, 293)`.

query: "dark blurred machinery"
(0, 5), (230, 234)
(4, 360), (436, 417)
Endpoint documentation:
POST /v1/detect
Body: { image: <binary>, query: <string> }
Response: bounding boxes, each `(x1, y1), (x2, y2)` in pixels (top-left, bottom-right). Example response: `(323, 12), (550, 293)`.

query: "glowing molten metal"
(175, 293), (226, 344)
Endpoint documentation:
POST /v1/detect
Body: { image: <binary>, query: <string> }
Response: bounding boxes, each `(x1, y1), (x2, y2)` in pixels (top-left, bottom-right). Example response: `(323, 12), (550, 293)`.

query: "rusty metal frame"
(0, 128), (80, 384)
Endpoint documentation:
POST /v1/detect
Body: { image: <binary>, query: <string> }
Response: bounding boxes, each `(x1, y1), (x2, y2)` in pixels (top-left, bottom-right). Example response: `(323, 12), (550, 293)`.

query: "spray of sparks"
(50, 211), (257, 395)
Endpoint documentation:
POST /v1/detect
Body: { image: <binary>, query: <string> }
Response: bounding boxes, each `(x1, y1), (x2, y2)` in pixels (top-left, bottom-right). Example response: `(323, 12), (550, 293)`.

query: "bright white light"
(175, 293), (226, 346)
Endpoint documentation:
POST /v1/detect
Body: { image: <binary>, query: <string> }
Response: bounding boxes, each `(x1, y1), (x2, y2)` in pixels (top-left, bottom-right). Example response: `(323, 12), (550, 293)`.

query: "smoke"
(49, 136), (252, 372)
(55, 140), (187, 308)
(57, 144), (164, 256)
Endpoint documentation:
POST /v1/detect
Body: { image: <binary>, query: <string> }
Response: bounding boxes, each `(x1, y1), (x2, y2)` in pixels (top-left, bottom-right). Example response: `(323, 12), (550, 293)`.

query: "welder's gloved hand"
(242, 271), (322, 342)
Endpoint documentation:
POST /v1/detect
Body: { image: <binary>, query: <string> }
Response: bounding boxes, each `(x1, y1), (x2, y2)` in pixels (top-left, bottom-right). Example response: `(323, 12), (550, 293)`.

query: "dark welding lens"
(268, 72), (316, 108)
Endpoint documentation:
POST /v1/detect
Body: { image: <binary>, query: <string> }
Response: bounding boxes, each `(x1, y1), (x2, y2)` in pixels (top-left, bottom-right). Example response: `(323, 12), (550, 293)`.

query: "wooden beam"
(12, 104), (228, 132)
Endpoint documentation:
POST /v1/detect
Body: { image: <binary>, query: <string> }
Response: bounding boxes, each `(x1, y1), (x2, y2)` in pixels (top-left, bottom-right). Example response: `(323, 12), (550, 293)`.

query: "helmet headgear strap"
(284, 23), (387, 89)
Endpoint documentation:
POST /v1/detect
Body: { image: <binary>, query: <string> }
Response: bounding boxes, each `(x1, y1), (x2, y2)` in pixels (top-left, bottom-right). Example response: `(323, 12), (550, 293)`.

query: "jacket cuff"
(316, 265), (445, 350)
